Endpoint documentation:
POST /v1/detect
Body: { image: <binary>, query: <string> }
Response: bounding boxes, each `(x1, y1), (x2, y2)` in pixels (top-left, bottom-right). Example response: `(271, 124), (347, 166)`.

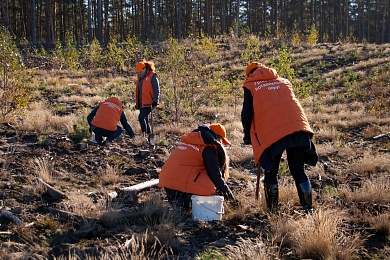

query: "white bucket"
(191, 195), (224, 222)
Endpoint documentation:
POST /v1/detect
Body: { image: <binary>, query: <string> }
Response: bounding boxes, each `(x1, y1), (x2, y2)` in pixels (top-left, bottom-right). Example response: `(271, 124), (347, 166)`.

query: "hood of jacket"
(244, 66), (279, 84)
(180, 125), (218, 146)
(104, 97), (122, 107)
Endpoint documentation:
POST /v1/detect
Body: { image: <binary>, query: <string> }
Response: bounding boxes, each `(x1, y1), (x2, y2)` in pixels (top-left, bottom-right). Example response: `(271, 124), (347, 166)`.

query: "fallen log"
(121, 179), (159, 192)
(0, 210), (24, 226)
(109, 179), (159, 203)
(37, 178), (67, 201)
(372, 132), (390, 140)
(47, 207), (95, 224)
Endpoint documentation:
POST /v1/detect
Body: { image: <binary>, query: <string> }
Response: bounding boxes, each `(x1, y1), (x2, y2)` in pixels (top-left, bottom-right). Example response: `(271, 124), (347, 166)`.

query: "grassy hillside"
(0, 36), (389, 259)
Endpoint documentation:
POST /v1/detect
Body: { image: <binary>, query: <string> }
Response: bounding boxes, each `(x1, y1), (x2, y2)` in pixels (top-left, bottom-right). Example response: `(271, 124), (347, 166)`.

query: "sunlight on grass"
(270, 208), (363, 259)
(99, 164), (120, 185)
(32, 157), (54, 183)
(339, 175), (390, 204)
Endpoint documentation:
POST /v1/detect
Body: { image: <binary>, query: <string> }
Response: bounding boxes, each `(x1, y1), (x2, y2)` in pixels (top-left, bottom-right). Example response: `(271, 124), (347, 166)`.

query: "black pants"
(264, 146), (309, 185)
(165, 188), (192, 209)
(92, 125), (122, 143)
(138, 107), (151, 134)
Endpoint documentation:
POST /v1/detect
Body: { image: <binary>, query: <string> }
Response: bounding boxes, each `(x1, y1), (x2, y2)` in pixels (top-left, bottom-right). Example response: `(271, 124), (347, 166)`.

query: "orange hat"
(246, 62), (259, 77)
(210, 123), (231, 146)
(135, 62), (146, 72)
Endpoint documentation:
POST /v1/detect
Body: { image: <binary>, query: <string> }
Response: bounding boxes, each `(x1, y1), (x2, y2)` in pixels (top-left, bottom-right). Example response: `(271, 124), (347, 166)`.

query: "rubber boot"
(264, 183), (279, 213)
(296, 180), (314, 214)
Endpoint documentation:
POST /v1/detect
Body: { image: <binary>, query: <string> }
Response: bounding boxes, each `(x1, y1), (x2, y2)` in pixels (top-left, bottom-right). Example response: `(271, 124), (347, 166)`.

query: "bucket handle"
(196, 200), (224, 215)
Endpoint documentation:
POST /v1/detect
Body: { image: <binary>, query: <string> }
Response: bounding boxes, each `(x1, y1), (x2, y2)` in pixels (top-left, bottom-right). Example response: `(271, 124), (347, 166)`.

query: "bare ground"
(1, 119), (389, 259)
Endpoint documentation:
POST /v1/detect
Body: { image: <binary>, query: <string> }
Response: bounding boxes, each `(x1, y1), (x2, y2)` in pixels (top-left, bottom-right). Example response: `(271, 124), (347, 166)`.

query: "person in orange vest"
(87, 97), (135, 146)
(241, 62), (318, 214)
(135, 60), (160, 143)
(158, 124), (235, 209)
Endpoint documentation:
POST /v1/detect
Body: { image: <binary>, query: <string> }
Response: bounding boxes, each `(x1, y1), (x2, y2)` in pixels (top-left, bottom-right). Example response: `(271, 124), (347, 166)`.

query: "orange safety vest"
(158, 132), (217, 195)
(91, 97), (123, 131)
(135, 71), (156, 109)
(243, 67), (313, 164)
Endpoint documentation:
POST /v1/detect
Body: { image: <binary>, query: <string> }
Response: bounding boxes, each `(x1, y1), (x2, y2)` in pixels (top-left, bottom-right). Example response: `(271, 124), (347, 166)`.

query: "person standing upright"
(241, 62), (318, 214)
(135, 60), (160, 143)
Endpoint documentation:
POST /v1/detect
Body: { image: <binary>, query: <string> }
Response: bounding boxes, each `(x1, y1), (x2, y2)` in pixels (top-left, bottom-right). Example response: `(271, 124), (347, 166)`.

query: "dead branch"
(108, 179), (159, 202)
(37, 178), (67, 201)
(120, 179), (159, 192)
(47, 207), (95, 224)
(372, 132), (390, 140)
(0, 210), (24, 226)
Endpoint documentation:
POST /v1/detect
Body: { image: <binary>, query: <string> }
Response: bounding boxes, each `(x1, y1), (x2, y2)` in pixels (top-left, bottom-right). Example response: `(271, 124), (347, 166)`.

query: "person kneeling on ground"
(158, 123), (235, 209)
(87, 97), (135, 146)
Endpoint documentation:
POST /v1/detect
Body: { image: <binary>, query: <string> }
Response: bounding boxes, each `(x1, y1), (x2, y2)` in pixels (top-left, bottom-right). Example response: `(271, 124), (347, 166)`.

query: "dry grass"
(223, 237), (280, 260)
(269, 208), (363, 259)
(348, 151), (390, 176)
(224, 183), (264, 221)
(15, 101), (82, 133)
(2, 40), (389, 259)
(370, 213), (390, 237)
(339, 175), (390, 204)
(59, 192), (100, 219)
(58, 94), (103, 106)
(99, 164), (120, 185)
(32, 156), (54, 183)
(278, 180), (301, 210)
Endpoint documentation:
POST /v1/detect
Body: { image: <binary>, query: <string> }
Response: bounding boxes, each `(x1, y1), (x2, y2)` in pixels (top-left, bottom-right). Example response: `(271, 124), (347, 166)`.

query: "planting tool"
(148, 105), (155, 146)
(255, 164), (262, 200)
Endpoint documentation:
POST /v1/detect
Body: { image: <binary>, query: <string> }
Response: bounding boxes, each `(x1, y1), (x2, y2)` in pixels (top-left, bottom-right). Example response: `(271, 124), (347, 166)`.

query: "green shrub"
(269, 47), (294, 81)
(37, 135), (50, 145)
(67, 119), (90, 144)
(0, 26), (34, 122)
(241, 34), (262, 65)
(80, 38), (103, 69)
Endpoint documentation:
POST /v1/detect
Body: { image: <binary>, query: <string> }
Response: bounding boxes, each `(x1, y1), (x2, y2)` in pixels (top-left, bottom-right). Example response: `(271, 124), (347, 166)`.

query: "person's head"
(209, 123), (231, 146)
(245, 62), (265, 77)
(135, 61), (146, 77)
(135, 60), (155, 77)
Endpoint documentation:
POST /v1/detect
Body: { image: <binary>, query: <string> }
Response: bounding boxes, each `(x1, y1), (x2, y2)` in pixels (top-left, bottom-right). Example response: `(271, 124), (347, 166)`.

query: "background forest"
(1, 0), (390, 46)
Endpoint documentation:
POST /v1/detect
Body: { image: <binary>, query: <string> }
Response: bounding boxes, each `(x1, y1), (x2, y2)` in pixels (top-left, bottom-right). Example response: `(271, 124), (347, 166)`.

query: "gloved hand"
(152, 102), (158, 108)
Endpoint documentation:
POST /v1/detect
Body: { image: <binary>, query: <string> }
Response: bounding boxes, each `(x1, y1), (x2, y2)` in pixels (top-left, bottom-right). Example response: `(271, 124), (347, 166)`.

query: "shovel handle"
(150, 105), (154, 134)
(255, 164), (262, 200)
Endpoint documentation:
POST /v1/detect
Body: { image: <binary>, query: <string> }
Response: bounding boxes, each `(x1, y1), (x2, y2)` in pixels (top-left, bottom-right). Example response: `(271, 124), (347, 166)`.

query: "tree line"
(1, 0), (390, 45)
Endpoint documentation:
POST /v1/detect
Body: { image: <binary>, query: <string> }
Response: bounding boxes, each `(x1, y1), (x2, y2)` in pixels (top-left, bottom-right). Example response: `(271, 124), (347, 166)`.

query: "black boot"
(296, 180), (313, 214)
(264, 183), (279, 213)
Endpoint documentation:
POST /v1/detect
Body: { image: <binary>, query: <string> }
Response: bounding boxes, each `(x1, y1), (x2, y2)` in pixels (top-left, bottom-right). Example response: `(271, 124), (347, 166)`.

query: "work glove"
(152, 102), (158, 108)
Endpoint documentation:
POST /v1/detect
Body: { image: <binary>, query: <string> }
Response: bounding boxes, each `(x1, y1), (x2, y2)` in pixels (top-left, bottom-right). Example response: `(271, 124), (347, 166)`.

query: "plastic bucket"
(191, 195), (224, 221)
